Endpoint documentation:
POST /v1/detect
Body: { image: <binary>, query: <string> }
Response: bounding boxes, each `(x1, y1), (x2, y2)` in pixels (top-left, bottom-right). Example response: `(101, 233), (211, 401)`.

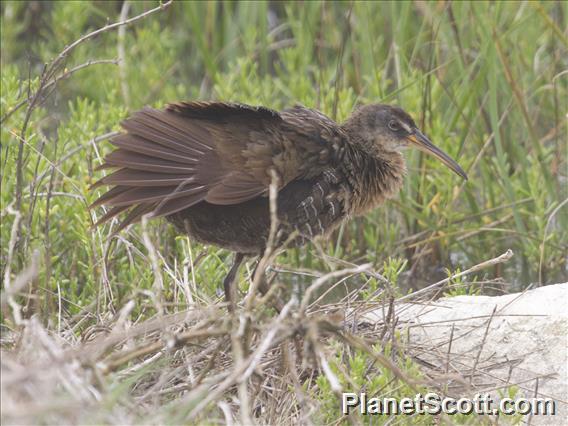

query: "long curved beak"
(407, 129), (468, 180)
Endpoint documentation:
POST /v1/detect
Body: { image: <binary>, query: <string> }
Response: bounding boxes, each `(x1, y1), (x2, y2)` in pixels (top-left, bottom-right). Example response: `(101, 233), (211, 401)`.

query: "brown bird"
(91, 101), (466, 305)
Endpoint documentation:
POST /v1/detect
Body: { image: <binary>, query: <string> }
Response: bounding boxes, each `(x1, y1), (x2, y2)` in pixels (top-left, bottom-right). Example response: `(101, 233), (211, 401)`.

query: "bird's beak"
(407, 129), (468, 180)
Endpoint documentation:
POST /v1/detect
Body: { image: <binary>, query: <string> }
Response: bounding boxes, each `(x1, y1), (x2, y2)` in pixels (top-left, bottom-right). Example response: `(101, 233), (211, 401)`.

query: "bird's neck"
(340, 142), (406, 215)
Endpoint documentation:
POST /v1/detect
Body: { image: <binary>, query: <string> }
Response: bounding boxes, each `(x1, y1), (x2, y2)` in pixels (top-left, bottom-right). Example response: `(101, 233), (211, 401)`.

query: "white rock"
(365, 283), (568, 424)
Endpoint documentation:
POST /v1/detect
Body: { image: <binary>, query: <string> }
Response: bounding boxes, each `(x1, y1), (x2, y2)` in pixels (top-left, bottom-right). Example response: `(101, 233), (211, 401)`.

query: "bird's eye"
(388, 120), (400, 131)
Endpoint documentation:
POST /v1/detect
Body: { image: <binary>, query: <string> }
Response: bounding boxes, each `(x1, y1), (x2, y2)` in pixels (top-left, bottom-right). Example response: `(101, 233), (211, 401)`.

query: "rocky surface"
(366, 283), (567, 424)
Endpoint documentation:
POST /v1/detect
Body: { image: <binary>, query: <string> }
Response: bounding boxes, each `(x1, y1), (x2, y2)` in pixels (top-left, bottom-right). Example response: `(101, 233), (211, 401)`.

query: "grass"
(1, 1), (566, 424)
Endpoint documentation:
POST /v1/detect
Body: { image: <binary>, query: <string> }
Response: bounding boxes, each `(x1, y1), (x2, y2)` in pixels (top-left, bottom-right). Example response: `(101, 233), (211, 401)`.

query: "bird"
(91, 101), (467, 307)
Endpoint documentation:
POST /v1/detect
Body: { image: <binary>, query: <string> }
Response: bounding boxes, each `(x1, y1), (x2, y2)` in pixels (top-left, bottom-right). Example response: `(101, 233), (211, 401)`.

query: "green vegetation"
(1, 1), (566, 424)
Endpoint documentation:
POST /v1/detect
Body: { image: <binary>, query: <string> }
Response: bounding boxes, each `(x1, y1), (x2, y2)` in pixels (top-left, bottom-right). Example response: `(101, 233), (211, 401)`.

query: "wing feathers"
(206, 172), (267, 205)
(111, 134), (198, 164)
(166, 101), (281, 122)
(92, 101), (287, 229)
(123, 108), (212, 154)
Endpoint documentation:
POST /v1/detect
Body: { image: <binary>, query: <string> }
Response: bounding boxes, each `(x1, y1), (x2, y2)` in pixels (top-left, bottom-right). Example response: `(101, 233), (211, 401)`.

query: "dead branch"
(397, 249), (514, 303)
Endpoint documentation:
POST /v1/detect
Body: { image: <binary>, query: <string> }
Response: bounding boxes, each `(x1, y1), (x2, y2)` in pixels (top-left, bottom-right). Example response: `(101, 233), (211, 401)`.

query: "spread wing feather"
(92, 102), (284, 229)
(122, 108), (211, 155)
(93, 205), (130, 227)
(114, 204), (155, 232)
(93, 169), (196, 187)
(101, 150), (196, 173)
(90, 185), (131, 208)
(150, 185), (210, 217)
(105, 185), (207, 207)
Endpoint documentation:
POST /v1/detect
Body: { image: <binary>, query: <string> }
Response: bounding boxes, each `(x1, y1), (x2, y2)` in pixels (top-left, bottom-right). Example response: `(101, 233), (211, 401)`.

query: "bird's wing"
(91, 102), (342, 230)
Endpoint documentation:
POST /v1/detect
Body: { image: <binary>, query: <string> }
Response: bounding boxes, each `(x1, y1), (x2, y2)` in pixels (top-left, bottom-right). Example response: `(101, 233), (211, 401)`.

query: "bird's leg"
(224, 252), (245, 311)
(251, 260), (270, 297)
(241, 259), (280, 356)
(252, 260), (284, 312)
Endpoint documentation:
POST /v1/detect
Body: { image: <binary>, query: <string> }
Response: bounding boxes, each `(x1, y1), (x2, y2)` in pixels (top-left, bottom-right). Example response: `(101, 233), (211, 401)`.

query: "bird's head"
(344, 104), (467, 180)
